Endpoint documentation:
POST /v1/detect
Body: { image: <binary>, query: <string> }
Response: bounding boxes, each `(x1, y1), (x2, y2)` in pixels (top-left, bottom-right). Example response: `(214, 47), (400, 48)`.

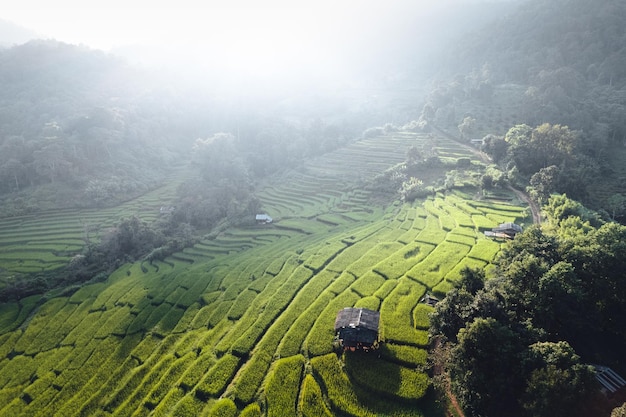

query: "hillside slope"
(0, 131), (529, 417)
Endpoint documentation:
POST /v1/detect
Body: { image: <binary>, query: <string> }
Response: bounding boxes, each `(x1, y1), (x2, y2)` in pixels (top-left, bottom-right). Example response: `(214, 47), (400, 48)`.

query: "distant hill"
(0, 19), (39, 47)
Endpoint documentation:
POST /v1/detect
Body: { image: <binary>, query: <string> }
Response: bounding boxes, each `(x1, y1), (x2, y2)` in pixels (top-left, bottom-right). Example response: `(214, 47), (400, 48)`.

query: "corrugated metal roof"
(334, 307), (380, 332)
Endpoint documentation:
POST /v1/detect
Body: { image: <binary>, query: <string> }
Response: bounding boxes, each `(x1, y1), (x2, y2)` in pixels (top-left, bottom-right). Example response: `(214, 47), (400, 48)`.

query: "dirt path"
(509, 186), (541, 224)
(432, 338), (466, 417)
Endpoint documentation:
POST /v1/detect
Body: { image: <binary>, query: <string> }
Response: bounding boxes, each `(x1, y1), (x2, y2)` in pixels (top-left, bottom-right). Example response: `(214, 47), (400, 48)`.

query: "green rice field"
(0, 132), (530, 416)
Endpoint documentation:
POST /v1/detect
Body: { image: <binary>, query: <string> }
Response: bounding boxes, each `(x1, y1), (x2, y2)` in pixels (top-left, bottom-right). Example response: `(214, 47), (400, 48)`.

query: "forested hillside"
(0, 41), (185, 212)
(425, 0), (626, 216)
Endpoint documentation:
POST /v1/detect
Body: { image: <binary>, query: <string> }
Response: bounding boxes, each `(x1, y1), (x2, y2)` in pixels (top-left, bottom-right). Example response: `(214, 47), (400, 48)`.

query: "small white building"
(255, 214), (273, 224)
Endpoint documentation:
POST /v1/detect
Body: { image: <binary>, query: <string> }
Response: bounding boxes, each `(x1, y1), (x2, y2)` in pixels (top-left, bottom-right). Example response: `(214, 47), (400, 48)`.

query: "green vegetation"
(265, 355), (305, 417)
(1, 122), (533, 416)
(0, 91), (532, 416)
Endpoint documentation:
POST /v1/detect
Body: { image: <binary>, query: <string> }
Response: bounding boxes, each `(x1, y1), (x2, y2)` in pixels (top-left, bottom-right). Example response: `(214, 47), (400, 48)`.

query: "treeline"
(430, 194), (626, 417)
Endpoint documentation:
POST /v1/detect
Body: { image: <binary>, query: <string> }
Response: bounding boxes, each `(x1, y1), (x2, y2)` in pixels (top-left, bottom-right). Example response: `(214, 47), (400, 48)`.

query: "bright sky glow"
(0, 0), (464, 87)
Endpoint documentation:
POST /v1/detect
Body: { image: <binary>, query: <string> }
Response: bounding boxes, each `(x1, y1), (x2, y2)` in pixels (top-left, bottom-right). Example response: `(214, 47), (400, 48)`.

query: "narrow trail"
(433, 338), (466, 417)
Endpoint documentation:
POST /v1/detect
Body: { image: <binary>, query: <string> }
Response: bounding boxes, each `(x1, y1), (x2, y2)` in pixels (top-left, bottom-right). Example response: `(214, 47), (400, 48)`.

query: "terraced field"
(0, 132), (530, 416)
(0, 169), (187, 284)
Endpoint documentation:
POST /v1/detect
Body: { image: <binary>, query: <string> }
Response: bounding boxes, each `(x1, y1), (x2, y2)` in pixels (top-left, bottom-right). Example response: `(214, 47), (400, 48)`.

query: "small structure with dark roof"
(334, 307), (380, 352)
(484, 222), (523, 239)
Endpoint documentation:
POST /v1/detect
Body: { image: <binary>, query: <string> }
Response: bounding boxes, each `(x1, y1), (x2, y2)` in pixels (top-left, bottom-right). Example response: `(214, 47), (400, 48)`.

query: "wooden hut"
(334, 307), (380, 352)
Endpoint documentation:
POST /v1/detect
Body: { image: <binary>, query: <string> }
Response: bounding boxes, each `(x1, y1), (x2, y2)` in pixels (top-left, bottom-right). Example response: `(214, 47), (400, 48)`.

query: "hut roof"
(334, 308), (380, 332)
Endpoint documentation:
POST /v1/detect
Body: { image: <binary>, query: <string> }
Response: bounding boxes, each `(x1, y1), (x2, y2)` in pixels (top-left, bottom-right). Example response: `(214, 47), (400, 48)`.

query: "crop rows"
(0, 132), (529, 416)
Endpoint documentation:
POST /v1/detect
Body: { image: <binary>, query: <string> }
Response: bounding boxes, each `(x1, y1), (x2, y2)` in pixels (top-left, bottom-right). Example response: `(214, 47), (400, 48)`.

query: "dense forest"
(422, 0), (626, 217)
(1, 0), (626, 415)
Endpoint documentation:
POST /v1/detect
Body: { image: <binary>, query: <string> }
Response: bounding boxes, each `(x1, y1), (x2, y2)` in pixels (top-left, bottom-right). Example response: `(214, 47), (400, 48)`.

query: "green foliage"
(354, 296), (381, 311)
(306, 291), (360, 357)
(240, 403), (262, 417)
(406, 241), (470, 288)
(380, 343), (428, 368)
(299, 374), (333, 417)
(345, 353), (430, 401)
(265, 355), (305, 417)
(310, 354), (376, 417)
(232, 350), (272, 404)
(196, 354), (241, 399)
(380, 279), (429, 346)
(373, 242), (435, 280)
(413, 303), (434, 330)
(207, 398), (237, 417)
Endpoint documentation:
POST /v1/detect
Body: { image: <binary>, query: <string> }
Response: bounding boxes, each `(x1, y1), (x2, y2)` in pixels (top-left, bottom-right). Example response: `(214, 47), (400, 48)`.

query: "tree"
(430, 288), (476, 343)
(529, 165), (559, 204)
(606, 193), (626, 220)
(521, 341), (596, 417)
(481, 134), (508, 163)
(504, 124), (580, 177)
(450, 318), (525, 417)
(458, 116), (476, 140)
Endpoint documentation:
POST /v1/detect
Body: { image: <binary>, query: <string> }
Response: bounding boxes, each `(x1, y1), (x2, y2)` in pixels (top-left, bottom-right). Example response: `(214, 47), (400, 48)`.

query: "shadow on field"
(342, 350), (446, 416)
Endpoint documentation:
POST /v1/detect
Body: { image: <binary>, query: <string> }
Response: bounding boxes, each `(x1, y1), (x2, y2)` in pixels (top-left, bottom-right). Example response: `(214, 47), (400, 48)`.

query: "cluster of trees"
(430, 194), (626, 417)
(481, 123), (599, 203)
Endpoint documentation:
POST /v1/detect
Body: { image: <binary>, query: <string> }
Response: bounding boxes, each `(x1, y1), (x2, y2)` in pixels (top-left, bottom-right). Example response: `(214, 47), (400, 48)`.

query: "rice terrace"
(0, 132), (530, 416)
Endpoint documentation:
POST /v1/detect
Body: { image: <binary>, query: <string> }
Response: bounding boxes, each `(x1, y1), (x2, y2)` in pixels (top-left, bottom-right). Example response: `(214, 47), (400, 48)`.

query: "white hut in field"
(255, 214), (273, 224)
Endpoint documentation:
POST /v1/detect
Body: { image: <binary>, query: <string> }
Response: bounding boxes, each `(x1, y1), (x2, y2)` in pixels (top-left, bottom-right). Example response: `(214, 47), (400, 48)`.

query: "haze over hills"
(0, 19), (39, 47)
(1, 1), (626, 416)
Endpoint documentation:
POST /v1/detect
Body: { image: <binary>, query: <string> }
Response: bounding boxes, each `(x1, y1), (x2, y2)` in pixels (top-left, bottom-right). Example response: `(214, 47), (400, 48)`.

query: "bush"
(240, 403), (262, 417)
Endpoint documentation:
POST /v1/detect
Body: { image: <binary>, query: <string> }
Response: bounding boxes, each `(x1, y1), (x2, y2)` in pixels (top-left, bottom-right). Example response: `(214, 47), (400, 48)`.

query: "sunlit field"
(0, 132), (529, 416)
